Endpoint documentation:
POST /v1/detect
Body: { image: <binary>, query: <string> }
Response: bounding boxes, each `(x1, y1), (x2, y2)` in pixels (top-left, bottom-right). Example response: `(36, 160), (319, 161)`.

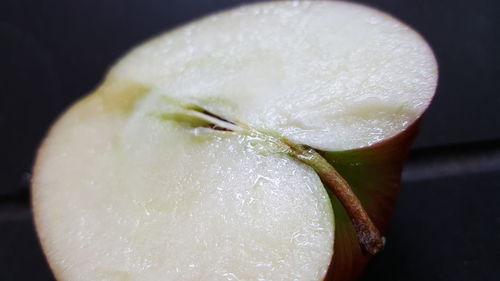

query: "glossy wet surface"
(1, 0), (499, 280)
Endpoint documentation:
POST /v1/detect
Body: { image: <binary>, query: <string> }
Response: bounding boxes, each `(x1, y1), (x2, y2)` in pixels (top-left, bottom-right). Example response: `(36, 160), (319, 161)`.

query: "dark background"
(1, 0), (499, 280)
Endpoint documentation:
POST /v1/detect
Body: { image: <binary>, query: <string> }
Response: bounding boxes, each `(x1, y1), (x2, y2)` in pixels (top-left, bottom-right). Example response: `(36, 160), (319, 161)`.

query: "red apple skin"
(30, 1), (438, 279)
(322, 120), (421, 281)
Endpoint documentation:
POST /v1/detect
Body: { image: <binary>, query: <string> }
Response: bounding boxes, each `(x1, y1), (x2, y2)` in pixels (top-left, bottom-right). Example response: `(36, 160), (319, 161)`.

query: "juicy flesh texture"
(110, 1), (437, 151)
(34, 95), (334, 280)
(33, 1), (437, 281)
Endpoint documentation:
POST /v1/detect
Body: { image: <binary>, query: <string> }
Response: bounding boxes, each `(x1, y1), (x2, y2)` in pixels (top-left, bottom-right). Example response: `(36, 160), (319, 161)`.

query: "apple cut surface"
(33, 1), (437, 281)
(109, 1), (437, 151)
(33, 93), (334, 280)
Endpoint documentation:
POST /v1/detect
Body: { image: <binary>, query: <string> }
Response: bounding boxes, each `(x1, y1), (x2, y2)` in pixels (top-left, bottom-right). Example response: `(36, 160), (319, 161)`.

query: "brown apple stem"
(284, 141), (385, 255)
(170, 106), (385, 254)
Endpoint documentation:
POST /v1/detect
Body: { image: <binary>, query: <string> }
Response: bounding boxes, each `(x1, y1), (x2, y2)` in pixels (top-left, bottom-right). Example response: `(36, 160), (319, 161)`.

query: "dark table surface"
(1, 0), (499, 280)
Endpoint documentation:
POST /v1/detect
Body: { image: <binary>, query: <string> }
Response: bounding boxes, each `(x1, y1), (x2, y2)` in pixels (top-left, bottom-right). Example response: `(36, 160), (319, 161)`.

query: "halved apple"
(32, 1), (437, 281)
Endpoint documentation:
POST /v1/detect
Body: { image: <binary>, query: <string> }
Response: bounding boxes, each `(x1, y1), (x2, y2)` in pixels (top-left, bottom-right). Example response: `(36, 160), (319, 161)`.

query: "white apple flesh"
(32, 1), (437, 281)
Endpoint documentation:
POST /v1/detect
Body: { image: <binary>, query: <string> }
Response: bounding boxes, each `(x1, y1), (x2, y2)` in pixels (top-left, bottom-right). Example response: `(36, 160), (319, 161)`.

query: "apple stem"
(160, 103), (385, 254)
(283, 141), (385, 255)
